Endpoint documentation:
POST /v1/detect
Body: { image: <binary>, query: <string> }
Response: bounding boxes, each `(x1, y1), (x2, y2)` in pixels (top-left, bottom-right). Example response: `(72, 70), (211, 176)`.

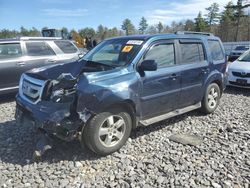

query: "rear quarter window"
(54, 41), (78, 54)
(208, 40), (224, 61)
(0, 43), (22, 59)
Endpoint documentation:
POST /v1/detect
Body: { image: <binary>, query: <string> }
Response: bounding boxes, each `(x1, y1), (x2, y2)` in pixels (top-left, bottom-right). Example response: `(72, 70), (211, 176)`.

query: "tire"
(82, 108), (132, 156)
(200, 83), (221, 114)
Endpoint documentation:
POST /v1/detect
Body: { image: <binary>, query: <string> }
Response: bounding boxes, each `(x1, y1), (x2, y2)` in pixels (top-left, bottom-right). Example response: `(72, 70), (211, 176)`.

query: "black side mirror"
(139, 60), (157, 71)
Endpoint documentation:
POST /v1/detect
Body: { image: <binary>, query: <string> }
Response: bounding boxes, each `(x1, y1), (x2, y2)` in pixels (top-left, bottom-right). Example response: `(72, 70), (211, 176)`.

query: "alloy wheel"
(207, 87), (219, 109)
(98, 115), (126, 147)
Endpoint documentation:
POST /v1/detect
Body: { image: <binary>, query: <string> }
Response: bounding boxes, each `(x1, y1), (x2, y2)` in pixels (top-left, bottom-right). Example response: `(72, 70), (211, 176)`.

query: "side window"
(54, 41), (78, 54)
(208, 40), (224, 61)
(180, 43), (205, 64)
(0, 43), (22, 59)
(144, 43), (175, 67)
(26, 42), (55, 56)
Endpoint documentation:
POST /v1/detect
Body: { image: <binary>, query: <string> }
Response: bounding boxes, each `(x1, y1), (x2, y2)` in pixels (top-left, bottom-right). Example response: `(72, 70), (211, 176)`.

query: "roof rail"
(20, 37), (62, 40)
(175, 31), (214, 36)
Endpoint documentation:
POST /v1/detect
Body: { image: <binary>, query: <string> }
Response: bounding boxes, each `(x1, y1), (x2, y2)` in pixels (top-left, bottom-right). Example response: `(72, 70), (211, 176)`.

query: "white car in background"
(227, 49), (250, 88)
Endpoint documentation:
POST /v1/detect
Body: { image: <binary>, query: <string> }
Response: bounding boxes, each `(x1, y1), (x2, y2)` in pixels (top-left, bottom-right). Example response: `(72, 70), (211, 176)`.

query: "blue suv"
(15, 32), (227, 156)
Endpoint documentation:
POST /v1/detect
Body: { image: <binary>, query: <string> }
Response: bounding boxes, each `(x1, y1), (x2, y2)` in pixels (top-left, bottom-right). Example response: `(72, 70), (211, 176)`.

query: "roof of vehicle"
(108, 31), (219, 41)
(0, 37), (68, 42)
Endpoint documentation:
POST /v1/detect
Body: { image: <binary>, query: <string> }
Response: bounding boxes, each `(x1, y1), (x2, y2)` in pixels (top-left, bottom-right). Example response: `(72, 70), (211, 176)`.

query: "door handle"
(201, 68), (209, 74)
(47, 59), (56, 63)
(17, 62), (26, 66)
(169, 73), (178, 80)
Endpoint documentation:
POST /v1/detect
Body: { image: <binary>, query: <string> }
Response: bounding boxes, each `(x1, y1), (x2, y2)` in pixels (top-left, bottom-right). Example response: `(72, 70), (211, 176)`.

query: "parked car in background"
(227, 49), (250, 88)
(228, 45), (250, 62)
(16, 32), (227, 156)
(0, 37), (83, 94)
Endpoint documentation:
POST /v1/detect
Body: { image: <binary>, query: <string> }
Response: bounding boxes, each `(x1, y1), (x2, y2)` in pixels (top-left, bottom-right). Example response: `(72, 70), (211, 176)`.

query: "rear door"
(0, 42), (24, 90)
(22, 41), (58, 72)
(177, 39), (209, 108)
(139, 40), (181, 119)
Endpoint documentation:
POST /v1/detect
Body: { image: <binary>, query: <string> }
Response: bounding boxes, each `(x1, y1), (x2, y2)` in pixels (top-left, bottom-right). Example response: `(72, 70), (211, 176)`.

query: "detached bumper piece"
(15, 98), (83, 142)
(33, 129), (53, 161)
(42, 117), (82, 142)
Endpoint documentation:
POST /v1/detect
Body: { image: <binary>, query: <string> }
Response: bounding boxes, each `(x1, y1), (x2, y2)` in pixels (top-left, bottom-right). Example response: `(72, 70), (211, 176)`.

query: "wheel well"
(211, 80), (223, 96)
(106, 100), (138, 130)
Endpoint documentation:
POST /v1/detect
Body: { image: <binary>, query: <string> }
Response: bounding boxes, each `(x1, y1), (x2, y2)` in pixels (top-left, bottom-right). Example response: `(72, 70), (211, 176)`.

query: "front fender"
(76, 73), (141, 117)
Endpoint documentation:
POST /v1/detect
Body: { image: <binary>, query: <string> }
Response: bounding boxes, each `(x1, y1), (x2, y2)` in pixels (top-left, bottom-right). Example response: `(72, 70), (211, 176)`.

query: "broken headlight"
(51, 88), (76, 103)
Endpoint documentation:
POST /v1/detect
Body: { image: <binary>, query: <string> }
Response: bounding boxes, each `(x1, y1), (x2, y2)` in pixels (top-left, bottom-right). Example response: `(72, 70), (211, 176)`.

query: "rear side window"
(145, 43), (175, 67)
(208, 40), (224, 61)
(0, 43), (22, 59)
(180, 43), (205, 64)
(54, 41), (77, 54)
(26, 42), (55, 56)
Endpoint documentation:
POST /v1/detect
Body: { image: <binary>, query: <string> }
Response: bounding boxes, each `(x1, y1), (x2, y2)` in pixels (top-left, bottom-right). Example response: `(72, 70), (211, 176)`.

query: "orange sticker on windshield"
(122, 45), (133, 52)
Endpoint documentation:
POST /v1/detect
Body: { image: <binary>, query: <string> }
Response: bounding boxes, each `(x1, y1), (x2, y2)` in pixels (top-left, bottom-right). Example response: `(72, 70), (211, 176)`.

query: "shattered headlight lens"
(51, 89), (64, 98)
(51, 89), (64, 103)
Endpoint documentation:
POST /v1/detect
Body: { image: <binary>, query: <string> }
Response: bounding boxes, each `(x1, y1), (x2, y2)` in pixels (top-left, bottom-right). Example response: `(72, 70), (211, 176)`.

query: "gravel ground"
(0, 87), (249, 188)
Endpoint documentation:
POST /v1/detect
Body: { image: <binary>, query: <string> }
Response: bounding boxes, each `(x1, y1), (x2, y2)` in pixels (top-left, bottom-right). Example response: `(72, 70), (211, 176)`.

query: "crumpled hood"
(25, 60), (132, 84)
(26, 60), (85, 80)
(229, 60), (250, 71)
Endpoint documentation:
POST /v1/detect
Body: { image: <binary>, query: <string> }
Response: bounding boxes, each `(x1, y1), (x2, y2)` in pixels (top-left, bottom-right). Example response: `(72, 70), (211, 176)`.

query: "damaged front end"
(16, 72), (92, 142)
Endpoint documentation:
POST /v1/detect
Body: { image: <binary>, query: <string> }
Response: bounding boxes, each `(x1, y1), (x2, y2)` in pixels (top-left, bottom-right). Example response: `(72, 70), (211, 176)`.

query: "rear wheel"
(201, 83), (221, 114)
(82, 108), (132, 155)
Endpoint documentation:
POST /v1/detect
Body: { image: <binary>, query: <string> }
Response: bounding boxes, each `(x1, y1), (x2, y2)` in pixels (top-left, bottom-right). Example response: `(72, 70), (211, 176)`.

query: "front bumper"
(227, 71), (250, 88)
(15, 94), (84, 141)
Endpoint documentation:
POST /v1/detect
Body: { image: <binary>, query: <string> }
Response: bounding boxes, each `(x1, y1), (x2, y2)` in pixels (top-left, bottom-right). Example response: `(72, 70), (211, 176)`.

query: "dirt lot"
(0, 87), (249, 188)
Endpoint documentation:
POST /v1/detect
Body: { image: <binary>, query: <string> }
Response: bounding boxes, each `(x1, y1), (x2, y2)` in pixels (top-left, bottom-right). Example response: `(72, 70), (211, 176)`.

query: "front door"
(139, 40), (181, 119)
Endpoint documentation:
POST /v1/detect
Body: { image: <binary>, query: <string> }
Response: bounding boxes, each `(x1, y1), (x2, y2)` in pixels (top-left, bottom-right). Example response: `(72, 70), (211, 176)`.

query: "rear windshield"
(83, 38), (144, 67)
(235, 46), (249, 51)
(54, 41), (78, 54)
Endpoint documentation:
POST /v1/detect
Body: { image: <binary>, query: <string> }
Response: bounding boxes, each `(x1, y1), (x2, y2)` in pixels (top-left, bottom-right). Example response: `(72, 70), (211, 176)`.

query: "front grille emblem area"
(19, 74), (46, 104)
(241, 72), (247, 76)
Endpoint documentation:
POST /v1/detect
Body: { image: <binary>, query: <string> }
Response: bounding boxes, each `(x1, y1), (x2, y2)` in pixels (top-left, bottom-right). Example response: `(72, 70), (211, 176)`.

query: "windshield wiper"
(86, 60), (116, 68)
(238, 59), (249, 62)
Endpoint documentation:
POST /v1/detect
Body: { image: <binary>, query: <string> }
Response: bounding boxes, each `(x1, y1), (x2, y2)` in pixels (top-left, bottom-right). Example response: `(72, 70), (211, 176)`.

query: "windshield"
(238, 50), (250, 62)
(82, 38), (144, 67)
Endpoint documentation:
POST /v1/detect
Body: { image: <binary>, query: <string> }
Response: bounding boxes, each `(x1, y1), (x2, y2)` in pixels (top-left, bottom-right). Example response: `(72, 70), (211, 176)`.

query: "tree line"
(0, 0), (249, 45)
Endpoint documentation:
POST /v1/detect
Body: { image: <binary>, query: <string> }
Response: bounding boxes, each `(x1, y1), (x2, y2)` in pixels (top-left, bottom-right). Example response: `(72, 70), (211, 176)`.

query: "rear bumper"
(15, 94), (83, 141)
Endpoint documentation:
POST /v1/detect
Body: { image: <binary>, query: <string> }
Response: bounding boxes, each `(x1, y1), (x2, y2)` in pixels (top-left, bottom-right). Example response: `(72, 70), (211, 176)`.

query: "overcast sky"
(0, 0), (239, 30)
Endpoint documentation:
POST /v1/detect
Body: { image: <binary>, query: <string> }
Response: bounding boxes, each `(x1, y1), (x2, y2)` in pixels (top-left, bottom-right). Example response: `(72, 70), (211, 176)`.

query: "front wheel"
(200, 83), (221, 114)
(82, 108), (132, 156)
